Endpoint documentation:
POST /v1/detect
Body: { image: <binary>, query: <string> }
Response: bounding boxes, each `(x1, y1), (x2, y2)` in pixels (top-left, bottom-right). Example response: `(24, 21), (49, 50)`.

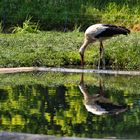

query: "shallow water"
(0, 72), (140, 139)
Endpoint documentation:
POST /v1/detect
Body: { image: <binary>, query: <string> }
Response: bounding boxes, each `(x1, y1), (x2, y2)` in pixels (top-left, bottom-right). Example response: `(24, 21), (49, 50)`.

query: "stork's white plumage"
(79, 24), (130, 69)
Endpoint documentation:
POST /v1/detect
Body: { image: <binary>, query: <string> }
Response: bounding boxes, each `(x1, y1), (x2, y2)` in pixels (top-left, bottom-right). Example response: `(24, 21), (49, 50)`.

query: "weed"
(12, 17), (40, 34)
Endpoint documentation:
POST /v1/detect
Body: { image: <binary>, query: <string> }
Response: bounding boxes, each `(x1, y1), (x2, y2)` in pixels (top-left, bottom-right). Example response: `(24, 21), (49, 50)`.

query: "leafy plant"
(73, 24), (81, 32)
(12, 17), (40, 34)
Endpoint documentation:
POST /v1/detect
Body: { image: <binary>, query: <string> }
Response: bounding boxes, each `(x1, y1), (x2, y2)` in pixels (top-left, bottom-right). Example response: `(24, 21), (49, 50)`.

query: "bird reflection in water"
(79, 73), (128, 115)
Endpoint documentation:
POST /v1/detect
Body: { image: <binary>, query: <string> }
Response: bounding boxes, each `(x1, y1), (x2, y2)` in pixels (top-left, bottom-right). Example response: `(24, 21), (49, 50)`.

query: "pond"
(0, 71), (140, 139)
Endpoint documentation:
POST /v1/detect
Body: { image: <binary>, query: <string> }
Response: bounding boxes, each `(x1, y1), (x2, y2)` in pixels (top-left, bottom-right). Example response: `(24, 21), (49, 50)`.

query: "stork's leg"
(101, 41), (105, 69)
(98, 46), (101, 70)
(80, 53), (84, 66)
(98, 41), (105, 69)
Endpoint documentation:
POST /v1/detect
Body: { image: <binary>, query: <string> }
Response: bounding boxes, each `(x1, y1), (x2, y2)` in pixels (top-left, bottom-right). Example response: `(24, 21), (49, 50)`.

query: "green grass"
(0, 30), (140, 70)
(0, 0), (140, 30)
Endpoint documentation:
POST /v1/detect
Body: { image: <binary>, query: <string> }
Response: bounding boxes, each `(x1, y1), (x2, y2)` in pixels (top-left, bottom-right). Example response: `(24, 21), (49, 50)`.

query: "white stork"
(79, 24), (130, 69)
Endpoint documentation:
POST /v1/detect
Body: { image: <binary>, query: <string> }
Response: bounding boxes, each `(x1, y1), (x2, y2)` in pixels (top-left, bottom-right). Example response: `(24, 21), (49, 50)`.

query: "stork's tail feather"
(102, 24), (130, 36)
(118, 26), (130, 35)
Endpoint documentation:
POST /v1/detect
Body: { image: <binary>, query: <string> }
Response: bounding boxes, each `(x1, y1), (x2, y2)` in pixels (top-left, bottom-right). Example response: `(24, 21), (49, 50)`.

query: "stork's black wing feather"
(95, 24), (130, 38)
(96, 101), (128, 115)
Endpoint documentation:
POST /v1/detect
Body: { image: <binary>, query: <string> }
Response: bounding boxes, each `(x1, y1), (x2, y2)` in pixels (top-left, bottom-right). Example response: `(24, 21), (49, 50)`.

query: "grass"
(0, 29), (140, 70)
(0, 0), (140, 31)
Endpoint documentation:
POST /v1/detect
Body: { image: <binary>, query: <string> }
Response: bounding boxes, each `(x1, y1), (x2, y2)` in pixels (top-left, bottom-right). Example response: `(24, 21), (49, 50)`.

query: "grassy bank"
(0, 0), (140, 31)
(0, 31), (140, 70)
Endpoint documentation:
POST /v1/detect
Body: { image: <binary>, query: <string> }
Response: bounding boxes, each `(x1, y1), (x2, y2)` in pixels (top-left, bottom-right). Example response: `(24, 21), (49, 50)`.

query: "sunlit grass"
(0, 31), (139, 70)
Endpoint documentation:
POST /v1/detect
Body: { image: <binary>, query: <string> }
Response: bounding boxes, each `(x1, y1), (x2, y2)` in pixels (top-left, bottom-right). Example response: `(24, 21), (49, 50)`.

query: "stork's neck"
(79, 38), (90, 55)
(79, 44), (86, 55)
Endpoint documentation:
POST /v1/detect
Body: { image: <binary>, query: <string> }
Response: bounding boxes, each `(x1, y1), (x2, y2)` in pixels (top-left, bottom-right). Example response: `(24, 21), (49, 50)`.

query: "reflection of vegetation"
(0, 72), (140, 138)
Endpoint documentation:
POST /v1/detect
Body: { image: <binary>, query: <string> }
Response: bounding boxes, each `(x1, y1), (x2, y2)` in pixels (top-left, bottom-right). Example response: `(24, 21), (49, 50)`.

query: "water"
(0, 72), (140, 139)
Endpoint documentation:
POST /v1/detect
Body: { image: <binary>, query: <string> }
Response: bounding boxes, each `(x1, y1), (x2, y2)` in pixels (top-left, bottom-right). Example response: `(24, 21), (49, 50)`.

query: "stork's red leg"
(99, 41), (106, 69)
(98, 44), (102, 69)
(80, 53), (84, 67)
(100, 42), (105, 69)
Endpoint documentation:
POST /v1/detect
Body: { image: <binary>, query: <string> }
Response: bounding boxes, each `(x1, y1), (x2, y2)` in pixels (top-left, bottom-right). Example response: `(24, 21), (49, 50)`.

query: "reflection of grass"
(0, 72), (140, 95)
(0, 31), (140, 70)
(0, 72), (140, 137)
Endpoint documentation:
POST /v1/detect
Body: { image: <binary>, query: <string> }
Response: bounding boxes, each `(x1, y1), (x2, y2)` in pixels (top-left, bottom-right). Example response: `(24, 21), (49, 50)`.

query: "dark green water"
(0, 72), (140, 139)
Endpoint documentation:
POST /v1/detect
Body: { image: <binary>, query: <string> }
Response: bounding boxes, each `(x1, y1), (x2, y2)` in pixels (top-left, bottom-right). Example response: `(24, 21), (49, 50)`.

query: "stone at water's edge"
(0, 132), (115, 140)
(0, 67), (36, 74)
(37, 67), (140, 75)
(0, 67), (140, 75)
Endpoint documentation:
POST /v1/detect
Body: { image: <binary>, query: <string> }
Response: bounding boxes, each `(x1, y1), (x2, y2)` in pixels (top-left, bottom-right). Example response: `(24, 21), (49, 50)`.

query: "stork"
(79, 24), (130, 69)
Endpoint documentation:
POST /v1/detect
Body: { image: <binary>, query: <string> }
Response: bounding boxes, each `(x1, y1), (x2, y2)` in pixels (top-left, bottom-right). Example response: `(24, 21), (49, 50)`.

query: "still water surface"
(0, 72), (140, 139)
